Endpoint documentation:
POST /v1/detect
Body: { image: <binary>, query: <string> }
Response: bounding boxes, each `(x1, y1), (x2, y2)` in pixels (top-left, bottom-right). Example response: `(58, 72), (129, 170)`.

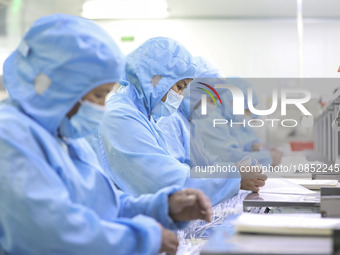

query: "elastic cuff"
(132, 215), (162, 254)
(157, 185), (189, 230)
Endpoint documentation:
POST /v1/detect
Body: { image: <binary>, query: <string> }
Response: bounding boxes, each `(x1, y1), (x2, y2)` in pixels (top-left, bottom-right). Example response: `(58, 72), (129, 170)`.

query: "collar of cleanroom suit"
(157, 77), (226, 167)
(94, 37), (240, 206)
(157, 56), (224, 166)
(157, 95), (191, 166)
(0, 14), (185, 255)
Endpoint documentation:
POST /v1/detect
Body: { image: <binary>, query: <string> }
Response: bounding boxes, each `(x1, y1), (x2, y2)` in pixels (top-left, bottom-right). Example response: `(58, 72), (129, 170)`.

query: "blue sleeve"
(228, 143), (273, 166)
(197, 120), (272, 166)
(184, 174), (241, 205)
(157, 113), (189, 165)
(99, 108), (239, 206)
(243, 140), (256, 152)
(0, 136), (161, 255)
(242, 134), (260, 152)
(99, 108), (189, 195)
(118, 186), (188, 230)
(189, 123), (241, 205)
(233, 126), (261, 152)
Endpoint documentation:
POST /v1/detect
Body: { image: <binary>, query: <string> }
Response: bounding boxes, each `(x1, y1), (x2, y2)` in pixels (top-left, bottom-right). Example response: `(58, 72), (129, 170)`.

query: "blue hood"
(190, 57), (224, 107)
(125, 37), (197, 117)
(194, 56), (223, 78)
(3, 14), (125, 135)
(189, 57), (224, 117)
(190, 78), (232, 119)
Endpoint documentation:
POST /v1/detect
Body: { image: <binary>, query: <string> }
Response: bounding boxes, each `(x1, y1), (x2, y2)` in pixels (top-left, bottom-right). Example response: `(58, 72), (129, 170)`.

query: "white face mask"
(59, 100), (106, 138)
(151, 89), (183, 121)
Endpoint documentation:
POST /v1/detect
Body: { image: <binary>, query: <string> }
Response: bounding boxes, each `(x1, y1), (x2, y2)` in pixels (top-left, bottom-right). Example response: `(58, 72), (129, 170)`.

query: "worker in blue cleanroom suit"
(157, 56), (223, 166)
(157, 89), (222, 168)
(94, 39), (245, 206)
(0, 15), (212, 255)
(222, 78), (261, 151)
(219, 78), (282, 166)
(156, 74), (267, 192)
(157, 94), (191, 166)
(195, 104), (273, 167)
(194, 77), (281, 167)
(157, 55), (268, 191)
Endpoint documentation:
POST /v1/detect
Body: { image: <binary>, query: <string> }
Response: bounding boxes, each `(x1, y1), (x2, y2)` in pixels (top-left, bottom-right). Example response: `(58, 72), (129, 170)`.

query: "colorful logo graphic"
(197, 82), (245, 116)
(196, 82), (223, 106)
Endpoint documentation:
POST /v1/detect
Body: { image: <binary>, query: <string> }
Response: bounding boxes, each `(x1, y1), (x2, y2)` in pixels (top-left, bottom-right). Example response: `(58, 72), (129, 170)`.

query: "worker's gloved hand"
(159, 224), (178, 255)
(238, 165), (267, 192)
(270, 148), (283, 167)
(168, 189), (212, 223)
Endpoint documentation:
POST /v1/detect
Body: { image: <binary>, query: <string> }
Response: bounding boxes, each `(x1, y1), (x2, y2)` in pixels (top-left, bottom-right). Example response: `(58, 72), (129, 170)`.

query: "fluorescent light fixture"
(82, 0), (169, 19)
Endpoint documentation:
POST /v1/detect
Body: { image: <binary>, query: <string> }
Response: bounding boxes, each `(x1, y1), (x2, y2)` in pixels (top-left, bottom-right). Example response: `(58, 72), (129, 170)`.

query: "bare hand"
(168, 189), (212, 223)
(239, 165), (267, 192)
(159, 224), (178, 255)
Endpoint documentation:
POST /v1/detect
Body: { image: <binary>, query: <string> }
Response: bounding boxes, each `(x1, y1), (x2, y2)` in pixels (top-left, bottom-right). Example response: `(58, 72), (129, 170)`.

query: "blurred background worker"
(217, 77), (283, 167)
(157, 56), (223, 167)
(0, 15), (213, 255)
(157, 57), (267, 193)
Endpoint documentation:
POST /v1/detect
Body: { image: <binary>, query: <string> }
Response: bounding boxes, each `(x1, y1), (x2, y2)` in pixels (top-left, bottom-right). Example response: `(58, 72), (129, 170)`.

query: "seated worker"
(157, 57), (267, 190)
(220, 78), (283, 166)
(195, 77), (282, 167)
(157, 56), (223, 166)
(157, 92), (191, 166)
(94, 39), (265, 205)
(0, 15), (212, 255)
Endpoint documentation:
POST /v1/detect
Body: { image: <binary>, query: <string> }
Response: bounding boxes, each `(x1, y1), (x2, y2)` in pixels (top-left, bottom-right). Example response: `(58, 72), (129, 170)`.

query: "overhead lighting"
(82, 0), (169, 19)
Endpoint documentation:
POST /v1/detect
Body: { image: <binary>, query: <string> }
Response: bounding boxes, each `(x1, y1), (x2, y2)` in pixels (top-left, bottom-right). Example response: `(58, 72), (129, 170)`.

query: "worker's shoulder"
(105, 98), (149, 122)
(0, 104), (30, 124)
(0, 105), (45, 140)
(158, 110), (183, 127)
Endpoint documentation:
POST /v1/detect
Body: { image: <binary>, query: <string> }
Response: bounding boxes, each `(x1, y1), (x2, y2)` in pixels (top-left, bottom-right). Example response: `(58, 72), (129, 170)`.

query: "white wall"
(96, 18), (340, 101)
(97, 18), (340, 78)
(1, 17), (340, 98)
(2, 17), (340, 78)
(304, 19), (340, 78)
(98, 19), (299, 78)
